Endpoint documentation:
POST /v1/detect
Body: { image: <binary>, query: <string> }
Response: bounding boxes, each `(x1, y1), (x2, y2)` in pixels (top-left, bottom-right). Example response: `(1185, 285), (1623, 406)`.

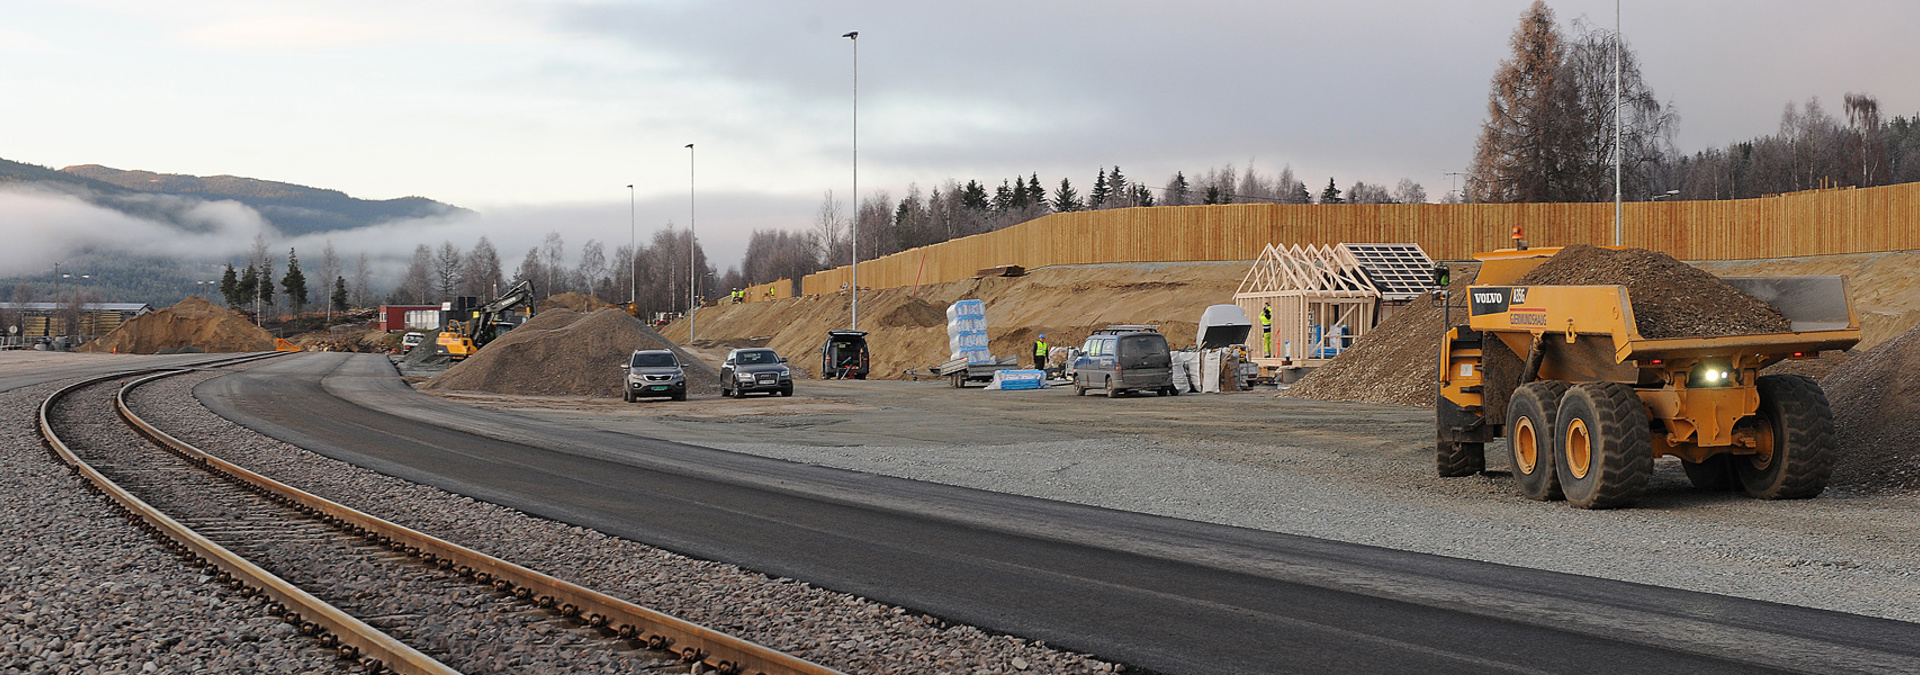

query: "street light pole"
(1613, 0), (1623, 247)
(686, 143), (697, 342)
(627, 184), (636, 306)
(844, 29), (859, 332)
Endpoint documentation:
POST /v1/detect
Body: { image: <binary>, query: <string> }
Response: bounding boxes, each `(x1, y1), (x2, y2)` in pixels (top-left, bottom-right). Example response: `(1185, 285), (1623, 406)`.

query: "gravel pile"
(0, 383), (342, 673)
(136, 371), (1118, 674)
(1513, 244), (1790, 338)
(52, 380), (668, 674)
(1282, 265), (1479, 407)
(425, 309), (721, 397)
(1822, 320), (1920, 493)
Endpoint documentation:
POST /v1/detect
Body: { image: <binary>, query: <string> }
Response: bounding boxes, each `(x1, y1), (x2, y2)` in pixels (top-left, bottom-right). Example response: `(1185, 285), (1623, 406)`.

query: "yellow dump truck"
(1436, 247), (1861, 508)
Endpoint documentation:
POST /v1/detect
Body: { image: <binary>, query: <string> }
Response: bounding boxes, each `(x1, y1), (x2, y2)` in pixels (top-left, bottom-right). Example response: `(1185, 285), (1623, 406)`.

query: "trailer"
(933, 354), (1021, 388)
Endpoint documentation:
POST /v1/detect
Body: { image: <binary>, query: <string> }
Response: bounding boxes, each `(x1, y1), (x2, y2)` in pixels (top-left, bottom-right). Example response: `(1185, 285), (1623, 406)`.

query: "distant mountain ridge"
(60, 164), (469, 236)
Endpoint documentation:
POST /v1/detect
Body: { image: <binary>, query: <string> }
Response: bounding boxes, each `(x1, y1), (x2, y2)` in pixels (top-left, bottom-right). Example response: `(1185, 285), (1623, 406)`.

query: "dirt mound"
(1821, 321), (1920, 493)
(657, 262), (1251, 379)
(422, 308), (719, 398)
(878, 297), (946, 328)
(536, 292), (615, 314)
(80, 296), (278, 354)
(1283, 266), (1480, 407)
(1514, 244), (1789, 338)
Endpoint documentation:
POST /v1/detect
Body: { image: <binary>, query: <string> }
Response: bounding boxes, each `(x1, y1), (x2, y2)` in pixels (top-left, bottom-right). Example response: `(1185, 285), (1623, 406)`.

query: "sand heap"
(80, 296), (277, 354)
(422, 308), (720, 398)
(1282, 266), (1480, 407)
(1821, 320), (1920, 493)
(1513, 244), (1789, 338)
(535, 292), (616, 314)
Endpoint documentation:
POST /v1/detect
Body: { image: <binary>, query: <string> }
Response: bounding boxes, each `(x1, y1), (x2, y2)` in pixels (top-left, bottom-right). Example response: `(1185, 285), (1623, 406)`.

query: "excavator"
(435, 280), (535, 361)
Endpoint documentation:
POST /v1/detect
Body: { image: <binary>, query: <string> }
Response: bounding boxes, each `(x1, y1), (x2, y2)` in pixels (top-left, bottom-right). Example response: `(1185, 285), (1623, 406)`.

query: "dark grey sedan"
(721, 348), (794, 398)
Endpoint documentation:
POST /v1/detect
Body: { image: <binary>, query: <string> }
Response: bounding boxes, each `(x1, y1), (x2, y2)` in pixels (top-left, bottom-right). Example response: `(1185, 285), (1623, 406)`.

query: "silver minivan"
(1071, 327), (1176, 397)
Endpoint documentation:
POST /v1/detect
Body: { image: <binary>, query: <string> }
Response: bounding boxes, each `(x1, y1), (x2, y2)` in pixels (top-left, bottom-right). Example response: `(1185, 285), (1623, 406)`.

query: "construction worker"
(1261, 303), (1273, 357)
(1033, 334), (1049, 371)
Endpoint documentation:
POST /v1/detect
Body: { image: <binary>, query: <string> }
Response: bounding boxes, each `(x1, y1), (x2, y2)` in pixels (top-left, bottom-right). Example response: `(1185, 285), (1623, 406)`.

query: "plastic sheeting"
(947, 300), (994, 364)
(983, 369), (1047, 390)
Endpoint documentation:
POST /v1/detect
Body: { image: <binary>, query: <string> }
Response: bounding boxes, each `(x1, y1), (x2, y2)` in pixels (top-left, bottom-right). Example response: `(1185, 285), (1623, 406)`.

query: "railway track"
(37, 357), (844, 675)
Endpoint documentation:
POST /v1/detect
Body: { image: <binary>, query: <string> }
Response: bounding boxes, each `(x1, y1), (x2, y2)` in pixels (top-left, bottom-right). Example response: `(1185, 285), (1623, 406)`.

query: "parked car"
(819, 330), (869, 379)
(721, 348), (794, 398)
(1072, 326), (1176, 397)
(623, 349), (688, 401)
(401, 332), (426, 350)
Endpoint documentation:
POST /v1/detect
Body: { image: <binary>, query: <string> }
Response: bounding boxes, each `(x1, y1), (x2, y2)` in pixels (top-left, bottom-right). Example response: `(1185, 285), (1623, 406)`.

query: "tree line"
(1468, 1), (1920, 204)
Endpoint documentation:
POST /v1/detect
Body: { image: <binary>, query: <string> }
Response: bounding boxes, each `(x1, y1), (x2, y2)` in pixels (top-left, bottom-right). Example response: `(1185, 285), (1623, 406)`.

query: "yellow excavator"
(435, 280), (535, 361)
(1434, 247), (1860, 508)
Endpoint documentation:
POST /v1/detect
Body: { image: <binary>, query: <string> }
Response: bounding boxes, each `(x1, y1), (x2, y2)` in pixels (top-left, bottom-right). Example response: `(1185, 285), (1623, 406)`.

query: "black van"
(1071, 326), (1175, 397)
(820, 329), (870, 379)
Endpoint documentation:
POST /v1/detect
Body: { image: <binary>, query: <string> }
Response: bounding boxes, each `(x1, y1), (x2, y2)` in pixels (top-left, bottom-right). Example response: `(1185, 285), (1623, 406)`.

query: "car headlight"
(737, 372), (756, 381)
(777, 367), (790, 378)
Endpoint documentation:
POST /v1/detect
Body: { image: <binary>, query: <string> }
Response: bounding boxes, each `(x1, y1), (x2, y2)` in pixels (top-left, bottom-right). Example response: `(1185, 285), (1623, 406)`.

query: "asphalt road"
(195, 353), (1920, 675)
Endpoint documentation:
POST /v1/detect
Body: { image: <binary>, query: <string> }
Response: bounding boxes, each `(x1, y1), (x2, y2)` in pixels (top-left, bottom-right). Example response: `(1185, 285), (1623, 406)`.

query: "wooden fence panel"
(796, 183), (1920, 296)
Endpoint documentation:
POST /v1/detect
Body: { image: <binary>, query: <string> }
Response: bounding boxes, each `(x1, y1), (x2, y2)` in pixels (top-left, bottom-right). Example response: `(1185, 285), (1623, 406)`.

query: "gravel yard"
(499, 378), (1920, 626)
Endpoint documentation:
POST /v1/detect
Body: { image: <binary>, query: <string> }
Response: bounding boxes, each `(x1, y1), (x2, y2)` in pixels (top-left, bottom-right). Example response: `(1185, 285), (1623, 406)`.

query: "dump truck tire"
(1682, 454), (1738, 491)
(1737, 374), (1835, 499)
(1554, 382), (1652, 509)
(1506, 381), (1570, 500)
(1435, 441), (1485, 477)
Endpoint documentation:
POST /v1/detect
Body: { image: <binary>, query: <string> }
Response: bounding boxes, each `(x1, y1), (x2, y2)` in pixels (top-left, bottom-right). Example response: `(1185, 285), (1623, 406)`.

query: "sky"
(2, 0), (1917, 281)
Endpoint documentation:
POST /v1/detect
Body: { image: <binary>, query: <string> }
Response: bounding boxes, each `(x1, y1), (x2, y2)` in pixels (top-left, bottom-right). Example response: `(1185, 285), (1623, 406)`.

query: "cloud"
(0, 185), (272, 277)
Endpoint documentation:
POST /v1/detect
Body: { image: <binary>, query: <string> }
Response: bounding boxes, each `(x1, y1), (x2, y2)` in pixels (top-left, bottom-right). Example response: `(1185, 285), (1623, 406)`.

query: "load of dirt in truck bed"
(1513, 244), (1790, 338)
(422, 308), (719, 397)
(79, 296), (278, 354)
(1281, 265), (1480, 407)
(1820, 320), (1920, 493)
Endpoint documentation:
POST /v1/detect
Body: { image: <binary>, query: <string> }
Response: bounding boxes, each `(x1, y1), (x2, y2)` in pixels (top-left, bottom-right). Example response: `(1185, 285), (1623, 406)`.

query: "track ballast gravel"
(0, 382), (343, 674)
(51, 379), (678, 674)
(140, 368), (1116, 674)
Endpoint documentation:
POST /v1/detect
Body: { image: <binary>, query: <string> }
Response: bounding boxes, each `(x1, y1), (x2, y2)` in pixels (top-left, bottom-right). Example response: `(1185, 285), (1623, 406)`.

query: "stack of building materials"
(947, 300), (993, 364)
(983, 369), (1046, 390)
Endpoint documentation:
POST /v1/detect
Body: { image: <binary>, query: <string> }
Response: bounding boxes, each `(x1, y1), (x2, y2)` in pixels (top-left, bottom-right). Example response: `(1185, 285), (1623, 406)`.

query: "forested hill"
(60, 164), (469, 235)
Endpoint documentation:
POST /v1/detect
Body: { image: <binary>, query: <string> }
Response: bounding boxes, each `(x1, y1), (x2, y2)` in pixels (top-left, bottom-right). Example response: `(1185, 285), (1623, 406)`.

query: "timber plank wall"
(794, 182), (1920, 296)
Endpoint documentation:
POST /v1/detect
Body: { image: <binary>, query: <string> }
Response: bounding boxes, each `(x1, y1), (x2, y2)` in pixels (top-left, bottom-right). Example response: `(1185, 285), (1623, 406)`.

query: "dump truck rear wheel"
(1737, 374), (1835, 499)
(1554, 382), (1652, 509)
(1681, 454), (1738, 491)
(1506, 381), (1570, 499)
(1435, 442), (1484, 478)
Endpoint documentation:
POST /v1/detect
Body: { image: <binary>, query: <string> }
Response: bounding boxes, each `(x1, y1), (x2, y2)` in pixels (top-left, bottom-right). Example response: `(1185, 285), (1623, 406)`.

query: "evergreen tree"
(281, 248), (309, 312)
(257, 261), (275, 312)
(331, 276), (349, 313)
(1167, 171), (1191, 206)
(1089, 168), (1111, 208)
(1008, 177), (1029, 209)
(1052, 177), (1084, 212)
(238, 264), (261, 312)
(1107, 166), (1127, 206)
(993, 179), (1014, 211)
(960, 180), (991, 210)
(218, 264), (240, 307)
(1320, 178), (1345, 204)
(1026, 173), (1047, 208)
(1290, 181), (1313, 204)
(1131, 183), (1156, 207)
(1203, 186), (1222, 205)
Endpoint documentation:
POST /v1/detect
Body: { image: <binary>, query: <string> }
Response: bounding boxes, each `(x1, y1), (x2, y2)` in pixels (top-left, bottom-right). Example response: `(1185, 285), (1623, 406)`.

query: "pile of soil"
(1282, 266), (1480, 407)
(1514, 244), (1789, 338)
(1820, 321), (1920, 493)
(879, 297), (946, 328)
(80, 297), (278, 354)
(535, 292), (616, 314)
(422, 308), (719, 398)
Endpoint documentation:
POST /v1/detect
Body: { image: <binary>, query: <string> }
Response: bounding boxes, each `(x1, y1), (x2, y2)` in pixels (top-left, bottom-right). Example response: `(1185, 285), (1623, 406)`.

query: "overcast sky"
(3, 0), (1916, 277)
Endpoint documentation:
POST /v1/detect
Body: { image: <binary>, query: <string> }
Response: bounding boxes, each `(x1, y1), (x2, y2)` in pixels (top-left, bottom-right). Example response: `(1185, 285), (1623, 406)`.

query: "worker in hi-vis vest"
(1033, 334), (1049, 371)
(1261, 304), (1273, 356)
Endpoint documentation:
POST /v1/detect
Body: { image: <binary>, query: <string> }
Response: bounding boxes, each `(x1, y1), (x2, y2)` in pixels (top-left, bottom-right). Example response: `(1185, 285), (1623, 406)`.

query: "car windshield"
(630, 353), (678, 368)
(735, 350), (777, 365)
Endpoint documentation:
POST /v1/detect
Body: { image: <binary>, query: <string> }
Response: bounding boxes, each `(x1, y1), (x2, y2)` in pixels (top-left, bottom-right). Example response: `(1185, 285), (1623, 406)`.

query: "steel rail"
(107, 364), (845, 675)
(37, 356), (455, 675)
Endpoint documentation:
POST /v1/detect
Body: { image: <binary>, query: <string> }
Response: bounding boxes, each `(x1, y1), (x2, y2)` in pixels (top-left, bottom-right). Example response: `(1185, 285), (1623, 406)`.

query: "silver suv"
(624, 349), (687, 401)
